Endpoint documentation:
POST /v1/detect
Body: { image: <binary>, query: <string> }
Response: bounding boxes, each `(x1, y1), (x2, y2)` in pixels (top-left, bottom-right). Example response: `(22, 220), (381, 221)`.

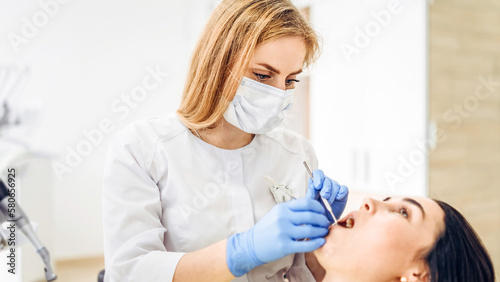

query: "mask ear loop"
(222, 70), (244, 106)
(193, 130), (202, 140)
(227, 70), (241, 83)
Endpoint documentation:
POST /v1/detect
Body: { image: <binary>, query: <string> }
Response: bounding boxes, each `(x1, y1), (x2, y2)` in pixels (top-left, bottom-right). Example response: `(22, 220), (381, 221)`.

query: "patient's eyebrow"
(403, 198), (426, 219)
(383, 197), (426, 219)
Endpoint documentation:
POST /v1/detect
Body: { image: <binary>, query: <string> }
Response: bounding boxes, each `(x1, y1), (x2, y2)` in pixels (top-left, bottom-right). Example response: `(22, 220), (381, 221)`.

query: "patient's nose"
(361, 197), (377, 214)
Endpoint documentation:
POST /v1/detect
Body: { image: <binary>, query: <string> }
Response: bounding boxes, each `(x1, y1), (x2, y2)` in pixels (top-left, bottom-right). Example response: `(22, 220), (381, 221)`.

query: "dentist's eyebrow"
(383, 197), (426, 219)
(256, 63), (302, 76)
(289, 69), (303, 75)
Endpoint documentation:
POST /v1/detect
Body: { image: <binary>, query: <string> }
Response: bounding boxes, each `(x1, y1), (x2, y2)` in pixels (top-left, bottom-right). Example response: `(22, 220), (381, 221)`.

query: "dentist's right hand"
(226, 198), (330, 277)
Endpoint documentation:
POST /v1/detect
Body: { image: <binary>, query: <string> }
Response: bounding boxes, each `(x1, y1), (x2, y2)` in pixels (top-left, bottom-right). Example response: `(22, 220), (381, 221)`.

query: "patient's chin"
(314, 245), (337, 274)
(314, 237), (334, 264)
(314, 223), (343, 264)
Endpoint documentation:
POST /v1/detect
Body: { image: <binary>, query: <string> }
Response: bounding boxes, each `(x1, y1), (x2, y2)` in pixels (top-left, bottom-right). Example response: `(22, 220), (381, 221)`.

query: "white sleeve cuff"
(128, 251), (186, 281)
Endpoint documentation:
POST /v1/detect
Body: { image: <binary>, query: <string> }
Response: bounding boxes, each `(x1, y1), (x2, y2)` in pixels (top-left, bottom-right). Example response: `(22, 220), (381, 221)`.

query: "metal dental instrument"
(303, 161), (338, 226)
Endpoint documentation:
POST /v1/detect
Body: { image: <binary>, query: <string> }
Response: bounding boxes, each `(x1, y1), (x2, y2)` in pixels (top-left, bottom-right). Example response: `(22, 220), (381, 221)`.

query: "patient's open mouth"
(338, 215), (355, 229)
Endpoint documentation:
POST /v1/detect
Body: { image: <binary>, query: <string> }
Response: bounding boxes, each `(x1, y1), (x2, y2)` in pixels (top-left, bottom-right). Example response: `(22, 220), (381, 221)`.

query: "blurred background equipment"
(0, 179), (57, 281)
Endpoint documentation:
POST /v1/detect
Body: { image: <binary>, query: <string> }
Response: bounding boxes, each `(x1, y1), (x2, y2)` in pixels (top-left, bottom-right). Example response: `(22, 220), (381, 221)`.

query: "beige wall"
(429, 0), (500, 275)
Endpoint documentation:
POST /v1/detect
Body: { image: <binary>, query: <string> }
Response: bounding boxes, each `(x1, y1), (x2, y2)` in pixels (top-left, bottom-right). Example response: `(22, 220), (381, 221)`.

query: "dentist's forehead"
(252, 36), (306, 73)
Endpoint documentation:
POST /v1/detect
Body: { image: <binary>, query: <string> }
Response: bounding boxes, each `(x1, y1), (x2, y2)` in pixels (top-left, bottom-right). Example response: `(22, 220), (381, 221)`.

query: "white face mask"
(223, 77), (294, 134)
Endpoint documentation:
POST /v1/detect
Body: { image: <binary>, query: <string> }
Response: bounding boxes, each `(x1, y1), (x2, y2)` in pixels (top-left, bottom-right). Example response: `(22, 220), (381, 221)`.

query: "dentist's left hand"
(305, 169), (349, 221)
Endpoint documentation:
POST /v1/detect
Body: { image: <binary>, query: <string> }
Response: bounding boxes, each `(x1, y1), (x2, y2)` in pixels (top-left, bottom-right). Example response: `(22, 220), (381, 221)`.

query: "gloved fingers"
(312, 169), (325, 191)
(288, 238), (326, 253)
(306, 169), (326, 200)
(286, 198), (325, 214)
(335, 185), (349, 201)
(319, 177), (337, 205)
(305, 179), (319, 200)
(325, 211), (335, 223)
(331, 189), (349, 219)
(331, 204), (347, 220)
(289, 224), (329, 240)
(289, 211), (330, 228)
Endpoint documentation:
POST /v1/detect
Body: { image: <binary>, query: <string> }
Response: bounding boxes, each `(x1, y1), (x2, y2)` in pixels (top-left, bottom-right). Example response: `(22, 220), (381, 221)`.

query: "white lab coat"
(102, 113), (319, 282)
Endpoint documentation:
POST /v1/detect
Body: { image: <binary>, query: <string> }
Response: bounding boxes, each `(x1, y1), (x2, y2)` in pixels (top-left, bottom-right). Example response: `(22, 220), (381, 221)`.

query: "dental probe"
(303, 161), (338, 226)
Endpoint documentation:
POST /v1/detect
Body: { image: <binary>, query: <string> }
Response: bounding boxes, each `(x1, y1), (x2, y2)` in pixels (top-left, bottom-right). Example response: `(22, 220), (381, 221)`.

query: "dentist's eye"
(285, 78), (300, 87)
(253, 72), (270, 81)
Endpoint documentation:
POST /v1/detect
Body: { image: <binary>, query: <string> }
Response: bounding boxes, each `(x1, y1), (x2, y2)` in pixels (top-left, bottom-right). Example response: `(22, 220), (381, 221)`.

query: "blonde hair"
(177, 0), (320, 130)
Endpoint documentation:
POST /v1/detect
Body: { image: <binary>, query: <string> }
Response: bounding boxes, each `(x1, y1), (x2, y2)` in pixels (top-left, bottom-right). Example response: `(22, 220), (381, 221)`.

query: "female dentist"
(102, 0), (348, 281)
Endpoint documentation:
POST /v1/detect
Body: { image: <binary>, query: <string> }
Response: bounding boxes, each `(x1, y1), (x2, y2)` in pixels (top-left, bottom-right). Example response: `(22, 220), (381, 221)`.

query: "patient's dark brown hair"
(426, 200), (495, 282)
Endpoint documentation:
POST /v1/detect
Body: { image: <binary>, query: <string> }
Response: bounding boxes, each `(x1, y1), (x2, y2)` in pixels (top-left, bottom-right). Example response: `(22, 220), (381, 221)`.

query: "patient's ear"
(403, 260), (430, 282)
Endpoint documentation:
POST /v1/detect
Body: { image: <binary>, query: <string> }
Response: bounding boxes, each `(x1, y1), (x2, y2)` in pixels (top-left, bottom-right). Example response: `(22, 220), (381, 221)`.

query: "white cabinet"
(307, 0), (428, 196)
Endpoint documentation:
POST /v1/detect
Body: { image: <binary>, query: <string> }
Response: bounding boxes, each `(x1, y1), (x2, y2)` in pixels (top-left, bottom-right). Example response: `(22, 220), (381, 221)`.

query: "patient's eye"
(399, 207), (408, 218)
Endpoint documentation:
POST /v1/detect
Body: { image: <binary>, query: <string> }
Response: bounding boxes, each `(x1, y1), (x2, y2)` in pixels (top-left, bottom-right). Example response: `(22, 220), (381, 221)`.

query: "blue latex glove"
(305, 169), (349, 222)
(226, 198), (330, 277)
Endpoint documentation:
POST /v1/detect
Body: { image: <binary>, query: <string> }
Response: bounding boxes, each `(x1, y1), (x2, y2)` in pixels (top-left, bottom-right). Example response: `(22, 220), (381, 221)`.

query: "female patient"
(309, 196), (495, 282)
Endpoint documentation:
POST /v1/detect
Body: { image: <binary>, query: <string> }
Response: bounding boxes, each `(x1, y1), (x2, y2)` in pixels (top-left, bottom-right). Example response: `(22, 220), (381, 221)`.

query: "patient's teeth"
(346, 217), (354, 228)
